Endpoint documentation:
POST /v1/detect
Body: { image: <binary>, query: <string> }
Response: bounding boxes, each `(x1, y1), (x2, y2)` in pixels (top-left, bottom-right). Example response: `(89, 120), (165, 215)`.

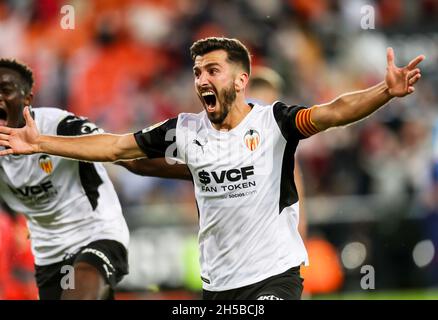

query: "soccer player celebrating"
(0, 38), (424, 300)
(0, 59), (130, 300)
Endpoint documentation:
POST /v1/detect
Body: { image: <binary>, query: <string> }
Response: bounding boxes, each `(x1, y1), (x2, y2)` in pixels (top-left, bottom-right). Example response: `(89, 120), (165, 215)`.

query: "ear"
(23, 92), (34, 106)
(234, 72), (249, 92)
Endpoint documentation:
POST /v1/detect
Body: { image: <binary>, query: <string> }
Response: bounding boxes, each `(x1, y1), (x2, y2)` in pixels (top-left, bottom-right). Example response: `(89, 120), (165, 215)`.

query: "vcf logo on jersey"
(244, 129), (260, 151)
(198, 166), (257, 195)
(39, 155), (53, 174)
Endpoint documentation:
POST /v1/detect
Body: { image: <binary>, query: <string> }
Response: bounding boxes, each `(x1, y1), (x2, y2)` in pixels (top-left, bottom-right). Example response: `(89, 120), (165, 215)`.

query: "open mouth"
(0, 108), (7, 126)
(201, 91), (217, 112)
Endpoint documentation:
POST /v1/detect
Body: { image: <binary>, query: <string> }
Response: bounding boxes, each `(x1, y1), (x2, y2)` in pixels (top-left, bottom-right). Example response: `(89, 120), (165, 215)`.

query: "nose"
(197, 71), (210, 88)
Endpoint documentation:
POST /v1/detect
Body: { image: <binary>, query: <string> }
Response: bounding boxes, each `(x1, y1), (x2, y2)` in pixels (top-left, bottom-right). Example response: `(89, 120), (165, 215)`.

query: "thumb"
(23, 106), (34, 126)
(386, 47), (395, 67)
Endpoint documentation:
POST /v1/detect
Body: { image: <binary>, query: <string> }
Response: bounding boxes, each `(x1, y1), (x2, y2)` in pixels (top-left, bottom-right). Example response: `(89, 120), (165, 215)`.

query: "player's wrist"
(380, 81), (394, 99)
(34, 135), (46, 153)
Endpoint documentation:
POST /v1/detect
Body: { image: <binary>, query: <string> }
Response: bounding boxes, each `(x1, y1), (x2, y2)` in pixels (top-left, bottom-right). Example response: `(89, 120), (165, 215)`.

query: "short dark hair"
(0, 58), (34, 93)
(190, 37), (251, 75)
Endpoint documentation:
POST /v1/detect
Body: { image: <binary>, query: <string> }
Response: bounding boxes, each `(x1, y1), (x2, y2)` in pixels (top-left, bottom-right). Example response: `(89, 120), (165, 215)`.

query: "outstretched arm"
(0, 107), (145, 162)
(311, 48), (425, 131)
(116, 158), (192, 180)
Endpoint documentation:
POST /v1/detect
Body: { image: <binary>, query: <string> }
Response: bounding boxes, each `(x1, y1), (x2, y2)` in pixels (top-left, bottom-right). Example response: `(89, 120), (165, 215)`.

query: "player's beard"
(207, 83), (236, 125)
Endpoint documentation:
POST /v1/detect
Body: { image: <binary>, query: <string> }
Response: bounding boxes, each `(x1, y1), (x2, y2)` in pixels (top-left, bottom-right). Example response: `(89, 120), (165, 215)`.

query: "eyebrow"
(0, 80), (16, 86)
(193, 62), (222, 72)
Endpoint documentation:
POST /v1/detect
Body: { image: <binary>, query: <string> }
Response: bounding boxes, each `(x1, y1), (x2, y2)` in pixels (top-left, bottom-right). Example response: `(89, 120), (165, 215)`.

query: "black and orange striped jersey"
(134, 101), (318, 292)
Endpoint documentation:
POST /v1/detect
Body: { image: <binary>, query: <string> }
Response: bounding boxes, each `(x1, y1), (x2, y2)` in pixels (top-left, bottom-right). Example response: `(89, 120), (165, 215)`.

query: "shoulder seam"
(271, 101), (288, 141)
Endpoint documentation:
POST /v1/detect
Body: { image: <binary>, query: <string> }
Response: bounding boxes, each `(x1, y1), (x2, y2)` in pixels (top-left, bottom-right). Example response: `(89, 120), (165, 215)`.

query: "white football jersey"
(0, 107), (129, 266)
(135, 102), (314, 291)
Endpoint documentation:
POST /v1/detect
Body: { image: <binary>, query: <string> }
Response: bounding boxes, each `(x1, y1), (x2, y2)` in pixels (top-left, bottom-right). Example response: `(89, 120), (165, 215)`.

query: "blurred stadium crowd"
(1, 0), (438, 299)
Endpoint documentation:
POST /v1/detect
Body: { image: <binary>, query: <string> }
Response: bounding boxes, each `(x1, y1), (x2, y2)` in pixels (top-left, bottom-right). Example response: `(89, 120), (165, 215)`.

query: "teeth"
(201, 91), (215, 96)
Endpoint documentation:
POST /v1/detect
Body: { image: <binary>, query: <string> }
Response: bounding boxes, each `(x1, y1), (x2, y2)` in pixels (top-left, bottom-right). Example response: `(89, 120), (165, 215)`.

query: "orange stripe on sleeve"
(305, 107), (320, 135)
(302, 110), (314, 135)
(297, 111), (312, 136)
(300, 111), (314, 136)
(296, 107), (320, 137)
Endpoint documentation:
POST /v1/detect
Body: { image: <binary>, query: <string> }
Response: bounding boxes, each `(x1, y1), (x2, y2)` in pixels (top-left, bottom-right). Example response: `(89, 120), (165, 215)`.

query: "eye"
(208, 68), (219, 76)
(0, 85), (14, 95)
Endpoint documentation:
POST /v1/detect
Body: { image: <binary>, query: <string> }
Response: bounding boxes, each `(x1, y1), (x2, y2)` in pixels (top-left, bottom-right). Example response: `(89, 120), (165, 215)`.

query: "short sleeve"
(134, 118), (178, 158)
(57, 115), (104, 136)
(272, 101), (319, 141)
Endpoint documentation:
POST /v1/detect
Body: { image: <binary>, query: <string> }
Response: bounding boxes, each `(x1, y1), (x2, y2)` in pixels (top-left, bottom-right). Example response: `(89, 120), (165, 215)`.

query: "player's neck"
(212, 98), (252, 131)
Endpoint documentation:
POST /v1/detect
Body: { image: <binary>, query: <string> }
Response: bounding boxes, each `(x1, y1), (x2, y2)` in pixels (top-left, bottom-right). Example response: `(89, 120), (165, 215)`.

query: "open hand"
(0, 106), (40, 156)
(385, 47), (425, 97)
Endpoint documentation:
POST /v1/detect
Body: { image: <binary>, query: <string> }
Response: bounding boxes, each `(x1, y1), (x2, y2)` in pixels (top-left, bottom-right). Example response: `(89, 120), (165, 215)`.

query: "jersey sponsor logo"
(80, 122), (102, 135)
(8, 180), (58, 204)
(197, 166), (257, 195)
(244, 129), (260, 151)
(39, 155), (53, 174)
(198, 166), (254, 185)
(80, 248), (116, 273)
(193, 138), (207, 153)
(257, 294), (283, 300)
(103, 263), (114, 279)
